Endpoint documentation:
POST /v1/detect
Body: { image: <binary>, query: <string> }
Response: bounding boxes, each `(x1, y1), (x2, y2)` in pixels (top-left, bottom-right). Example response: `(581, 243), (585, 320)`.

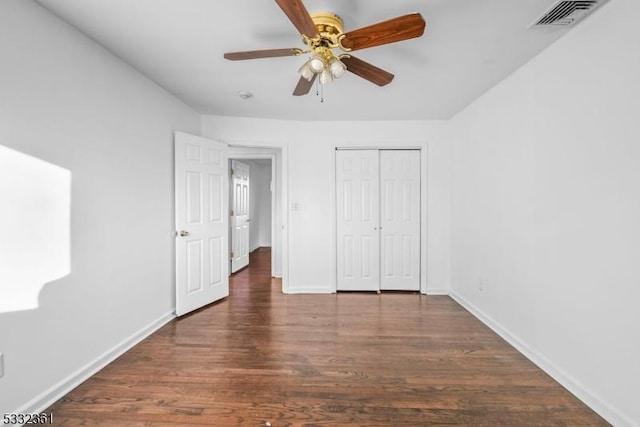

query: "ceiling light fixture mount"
(238, 91), (254, 100)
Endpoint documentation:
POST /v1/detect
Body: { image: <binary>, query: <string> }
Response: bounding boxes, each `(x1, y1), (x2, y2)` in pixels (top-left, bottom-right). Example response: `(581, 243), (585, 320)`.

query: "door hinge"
(231, 251), (235, 258)
(230, 209), (234, 216)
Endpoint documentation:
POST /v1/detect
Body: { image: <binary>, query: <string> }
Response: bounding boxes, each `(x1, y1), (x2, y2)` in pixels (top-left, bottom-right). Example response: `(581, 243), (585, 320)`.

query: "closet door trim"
(335, 148), (423, 292)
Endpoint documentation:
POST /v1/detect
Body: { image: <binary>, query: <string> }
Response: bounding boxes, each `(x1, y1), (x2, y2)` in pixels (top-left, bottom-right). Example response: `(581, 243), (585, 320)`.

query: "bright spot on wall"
(0, 145), (71, 313)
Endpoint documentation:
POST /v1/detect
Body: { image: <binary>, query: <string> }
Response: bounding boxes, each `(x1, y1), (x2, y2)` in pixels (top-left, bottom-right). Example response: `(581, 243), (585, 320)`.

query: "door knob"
(179, 230), (190, 237)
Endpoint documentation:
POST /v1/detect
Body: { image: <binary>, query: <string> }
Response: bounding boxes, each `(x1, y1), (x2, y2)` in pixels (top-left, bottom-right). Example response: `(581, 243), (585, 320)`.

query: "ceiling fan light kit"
(224, 0), (426, 100)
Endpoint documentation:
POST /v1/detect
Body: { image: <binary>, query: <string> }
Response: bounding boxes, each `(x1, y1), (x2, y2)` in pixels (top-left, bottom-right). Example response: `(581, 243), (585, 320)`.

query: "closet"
(336, 149), (421, 291)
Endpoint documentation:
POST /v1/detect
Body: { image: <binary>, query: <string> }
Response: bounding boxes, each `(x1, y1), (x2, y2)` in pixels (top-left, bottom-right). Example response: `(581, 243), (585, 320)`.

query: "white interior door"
(380, 150), (421, 291)
(175, 132), (229, 317)
(336, 150), (380, 291)
(230, 160), (250, 273)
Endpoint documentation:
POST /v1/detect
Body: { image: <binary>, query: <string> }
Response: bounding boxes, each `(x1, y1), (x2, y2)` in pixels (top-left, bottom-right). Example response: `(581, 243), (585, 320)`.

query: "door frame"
(331, 144), (428, 294)
(223, 142), (288, 294)
(228, 154), (276, 277)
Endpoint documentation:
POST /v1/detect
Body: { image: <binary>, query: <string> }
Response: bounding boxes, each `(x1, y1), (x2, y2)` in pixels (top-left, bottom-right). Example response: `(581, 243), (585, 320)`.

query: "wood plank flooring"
(47, 247), (609, 426)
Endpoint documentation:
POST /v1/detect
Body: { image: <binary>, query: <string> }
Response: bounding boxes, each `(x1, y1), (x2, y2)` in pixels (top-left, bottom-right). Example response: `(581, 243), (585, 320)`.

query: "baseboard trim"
(15, 310), (176, 416)
(425, 288), (449, 295)
(286, 288), (450, 295)
(449, 291), (633, 427)
(285, 288), (333, 294)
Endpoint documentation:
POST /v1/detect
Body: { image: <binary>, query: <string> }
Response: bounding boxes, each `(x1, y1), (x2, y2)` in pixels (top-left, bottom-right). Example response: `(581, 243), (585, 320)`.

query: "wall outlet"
(0, 353), (4, 378)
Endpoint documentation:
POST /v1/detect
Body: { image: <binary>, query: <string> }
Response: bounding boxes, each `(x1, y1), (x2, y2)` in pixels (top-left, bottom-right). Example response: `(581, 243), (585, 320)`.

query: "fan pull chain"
(314, 78), (324, 103)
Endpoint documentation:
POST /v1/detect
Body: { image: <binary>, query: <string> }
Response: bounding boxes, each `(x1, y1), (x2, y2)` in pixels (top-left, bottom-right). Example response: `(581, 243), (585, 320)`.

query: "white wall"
(256, 162), (272, 248)
(202, 116), (451, 294)
(448, 0), (640, 425)
(0, 0), (200, 414)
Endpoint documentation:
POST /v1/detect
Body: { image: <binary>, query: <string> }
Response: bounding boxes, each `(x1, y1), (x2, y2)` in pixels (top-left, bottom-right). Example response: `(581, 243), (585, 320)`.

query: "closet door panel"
(336, 150), (380, 291)
(379, 150), (421, 291)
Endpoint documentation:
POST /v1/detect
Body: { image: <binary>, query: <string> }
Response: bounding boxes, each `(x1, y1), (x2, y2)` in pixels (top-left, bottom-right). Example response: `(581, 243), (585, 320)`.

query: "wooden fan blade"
(293, 74), (317, 96)
(341, 56), (394, 87)
(341, 13), (426, 51)
(274, 0), (319, 38)
(224, 48), (303, 61)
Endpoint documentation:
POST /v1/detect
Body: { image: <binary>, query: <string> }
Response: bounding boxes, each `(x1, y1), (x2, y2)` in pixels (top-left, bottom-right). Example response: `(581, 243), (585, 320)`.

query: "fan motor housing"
(304, 12), (344, 48)
(312, 12), (344, 34)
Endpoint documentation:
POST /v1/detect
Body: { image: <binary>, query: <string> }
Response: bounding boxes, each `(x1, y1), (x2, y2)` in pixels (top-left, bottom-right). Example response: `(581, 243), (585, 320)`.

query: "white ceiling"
(35, 0), (573, 121)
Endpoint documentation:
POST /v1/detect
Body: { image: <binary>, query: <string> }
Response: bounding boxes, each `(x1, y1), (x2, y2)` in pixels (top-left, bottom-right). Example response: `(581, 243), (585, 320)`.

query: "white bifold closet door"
(336, 150), (380, 291)
(379, 150), (421, 290)
(336, 149), (420, 292)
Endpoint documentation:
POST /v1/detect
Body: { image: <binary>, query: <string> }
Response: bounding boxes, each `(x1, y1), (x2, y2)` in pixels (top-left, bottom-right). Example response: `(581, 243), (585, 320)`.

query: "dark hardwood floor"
(47, 247), (608, 426)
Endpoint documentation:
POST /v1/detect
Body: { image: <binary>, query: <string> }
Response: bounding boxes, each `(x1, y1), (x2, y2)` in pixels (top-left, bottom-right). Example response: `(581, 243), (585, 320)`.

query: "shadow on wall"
(0, 145), (71, 313)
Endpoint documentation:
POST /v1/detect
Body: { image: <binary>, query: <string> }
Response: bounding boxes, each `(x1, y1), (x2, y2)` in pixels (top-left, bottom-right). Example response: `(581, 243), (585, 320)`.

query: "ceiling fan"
(223, 0), (427, 97)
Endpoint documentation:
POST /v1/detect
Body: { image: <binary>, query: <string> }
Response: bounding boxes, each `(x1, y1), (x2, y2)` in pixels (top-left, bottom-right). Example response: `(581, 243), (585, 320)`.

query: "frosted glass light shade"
(298, 60), (315, 81)
(319, 69), (333, 85)
(329, 58), (346, 78)
(309, 55), (326, 74)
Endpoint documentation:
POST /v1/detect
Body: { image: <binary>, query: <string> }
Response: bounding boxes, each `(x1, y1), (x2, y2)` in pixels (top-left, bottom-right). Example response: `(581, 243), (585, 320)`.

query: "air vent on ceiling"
(530, 0), (609, 28)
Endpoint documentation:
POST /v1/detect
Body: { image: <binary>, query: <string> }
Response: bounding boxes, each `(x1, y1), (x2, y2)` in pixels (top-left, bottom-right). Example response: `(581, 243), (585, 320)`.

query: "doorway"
(228, 155), (276, 277)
